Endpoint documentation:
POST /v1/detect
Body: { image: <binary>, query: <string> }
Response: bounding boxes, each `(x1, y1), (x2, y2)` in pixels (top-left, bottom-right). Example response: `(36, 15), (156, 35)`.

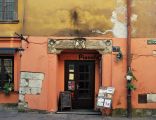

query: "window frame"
(0, 56), (14, 90)
(0, 0), (19, 23)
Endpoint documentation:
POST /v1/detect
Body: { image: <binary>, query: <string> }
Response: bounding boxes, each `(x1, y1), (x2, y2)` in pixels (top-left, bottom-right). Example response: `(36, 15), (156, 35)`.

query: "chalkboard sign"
(60, 91), (72, 111)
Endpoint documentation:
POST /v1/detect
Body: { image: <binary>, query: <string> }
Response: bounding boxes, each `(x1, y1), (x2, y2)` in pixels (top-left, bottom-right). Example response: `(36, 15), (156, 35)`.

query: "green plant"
(127, 82), (136, 91)
(127, 68), (137, 91)
(3, 83), (14, 95)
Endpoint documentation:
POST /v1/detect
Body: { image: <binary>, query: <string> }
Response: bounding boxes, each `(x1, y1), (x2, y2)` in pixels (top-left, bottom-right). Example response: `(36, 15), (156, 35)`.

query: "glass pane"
(0, 2), (2, 11)
(5, 67), (12, 73)
(79, 65), (84, 72)
(79, 82), (85, 89)
(0, 12), (2, 20)
(79, 73), (89, 81)
(6, 0), (14, 2)
(79, 64), (89, 72)
(6, 2), (14, 11)
(4, 59), (12, 66)
(8, 73), (13, 81)
(78, 90), (91, 98)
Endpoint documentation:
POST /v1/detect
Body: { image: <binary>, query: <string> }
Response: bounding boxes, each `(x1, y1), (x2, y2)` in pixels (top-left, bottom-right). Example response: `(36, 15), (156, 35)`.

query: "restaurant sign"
(79, 54), (101, 60)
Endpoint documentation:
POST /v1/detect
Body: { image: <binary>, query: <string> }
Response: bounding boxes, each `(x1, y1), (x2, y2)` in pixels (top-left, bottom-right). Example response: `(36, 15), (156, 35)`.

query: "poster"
(69, 73), (74, 80)
(98, 88), (107, 97)
(106, 87), (115, 94)
(97, 97), (105, 107)
(68, 81), (75, 90)
(103, 99), (112, 108)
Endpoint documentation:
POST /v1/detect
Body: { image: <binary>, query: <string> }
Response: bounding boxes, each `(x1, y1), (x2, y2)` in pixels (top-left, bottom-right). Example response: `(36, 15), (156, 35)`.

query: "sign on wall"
(147, 40), (156, 45)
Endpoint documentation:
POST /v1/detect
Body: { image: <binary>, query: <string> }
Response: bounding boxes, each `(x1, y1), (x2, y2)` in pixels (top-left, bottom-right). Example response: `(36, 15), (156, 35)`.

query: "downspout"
(126, 0), (132, 118)
(22, 0), (26, 35)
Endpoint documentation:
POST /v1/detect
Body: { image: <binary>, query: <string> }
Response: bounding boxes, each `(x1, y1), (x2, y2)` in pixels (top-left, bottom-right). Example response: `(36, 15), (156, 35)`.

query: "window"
(0, 56), (14, 90)
(0, 0), (17, 22)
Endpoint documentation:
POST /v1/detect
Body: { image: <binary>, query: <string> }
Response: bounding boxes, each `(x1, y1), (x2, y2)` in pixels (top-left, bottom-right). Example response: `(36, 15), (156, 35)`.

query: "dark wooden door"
(65, 60), (95, 109)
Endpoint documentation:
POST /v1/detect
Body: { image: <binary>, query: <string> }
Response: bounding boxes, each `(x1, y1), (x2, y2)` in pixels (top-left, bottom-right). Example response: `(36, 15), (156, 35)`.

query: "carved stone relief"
(48, 38), (112, 54)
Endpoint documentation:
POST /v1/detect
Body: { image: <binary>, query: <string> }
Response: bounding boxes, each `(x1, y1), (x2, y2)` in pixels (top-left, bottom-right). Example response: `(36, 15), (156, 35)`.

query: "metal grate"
(0, 0), (17, 21)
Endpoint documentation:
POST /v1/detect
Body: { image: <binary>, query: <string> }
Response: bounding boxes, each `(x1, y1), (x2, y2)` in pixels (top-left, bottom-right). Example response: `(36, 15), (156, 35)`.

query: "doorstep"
(56, 109), (101, 115)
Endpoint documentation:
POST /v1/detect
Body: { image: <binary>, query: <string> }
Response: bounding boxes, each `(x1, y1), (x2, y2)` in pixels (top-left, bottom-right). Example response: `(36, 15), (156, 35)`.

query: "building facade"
(0, 0), (156, 116)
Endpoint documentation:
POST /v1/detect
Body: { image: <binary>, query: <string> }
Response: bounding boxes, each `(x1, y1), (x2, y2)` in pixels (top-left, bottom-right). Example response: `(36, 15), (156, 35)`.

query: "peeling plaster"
(92, 3), (127, 38)
(18, 72), (44, 110)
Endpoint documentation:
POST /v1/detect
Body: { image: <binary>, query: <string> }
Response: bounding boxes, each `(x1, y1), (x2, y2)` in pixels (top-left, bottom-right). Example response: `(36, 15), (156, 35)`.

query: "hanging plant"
(127, 82), (136, 91)
(126, 67), (137, 91)
(127, 68), (137, 81)
(3, 83), (14, 95)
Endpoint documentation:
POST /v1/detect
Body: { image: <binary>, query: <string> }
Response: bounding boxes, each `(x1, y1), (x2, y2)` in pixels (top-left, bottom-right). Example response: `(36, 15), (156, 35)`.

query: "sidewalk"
(0, 110), (156, 120)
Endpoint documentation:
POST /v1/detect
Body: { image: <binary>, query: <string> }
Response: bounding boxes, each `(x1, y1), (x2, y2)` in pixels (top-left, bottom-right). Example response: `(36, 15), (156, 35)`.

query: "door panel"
(65, 60), (95, 109)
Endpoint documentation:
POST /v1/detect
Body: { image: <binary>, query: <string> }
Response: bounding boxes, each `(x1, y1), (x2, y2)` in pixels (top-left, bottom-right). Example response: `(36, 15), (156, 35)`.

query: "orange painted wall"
(20, 37), (128, 111)
(21, 37), (102, 111)
(20, 36), (156, 111)
(0, 38), (21, 103)
(131, 38), (156, 109)
(21, 37), (49, 110)
(102, 38), (127, 109)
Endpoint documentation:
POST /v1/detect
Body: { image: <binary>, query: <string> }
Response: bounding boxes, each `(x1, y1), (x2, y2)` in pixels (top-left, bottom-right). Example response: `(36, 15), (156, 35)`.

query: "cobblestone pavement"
(0, 110), (156, 120)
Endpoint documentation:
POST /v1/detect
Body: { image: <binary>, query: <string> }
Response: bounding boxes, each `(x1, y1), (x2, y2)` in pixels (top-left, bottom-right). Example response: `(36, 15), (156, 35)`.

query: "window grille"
(0, 0), (17, 21)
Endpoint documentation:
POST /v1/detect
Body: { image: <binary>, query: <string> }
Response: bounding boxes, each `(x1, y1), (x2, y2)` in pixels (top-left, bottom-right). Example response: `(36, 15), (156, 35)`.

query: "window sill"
(0, 20), (19, 24)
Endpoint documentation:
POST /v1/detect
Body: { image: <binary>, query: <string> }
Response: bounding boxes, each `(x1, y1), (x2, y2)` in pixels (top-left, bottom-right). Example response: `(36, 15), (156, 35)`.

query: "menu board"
(96, 87), (115, 108)
(60, 91), (72, 111)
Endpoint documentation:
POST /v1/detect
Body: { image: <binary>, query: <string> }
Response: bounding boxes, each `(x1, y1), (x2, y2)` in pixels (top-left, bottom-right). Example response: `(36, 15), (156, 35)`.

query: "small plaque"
(147, 40), (156, 45)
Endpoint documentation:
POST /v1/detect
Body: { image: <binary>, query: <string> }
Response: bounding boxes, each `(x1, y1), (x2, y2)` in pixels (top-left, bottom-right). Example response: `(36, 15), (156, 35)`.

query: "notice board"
(60, 91), (72, 111)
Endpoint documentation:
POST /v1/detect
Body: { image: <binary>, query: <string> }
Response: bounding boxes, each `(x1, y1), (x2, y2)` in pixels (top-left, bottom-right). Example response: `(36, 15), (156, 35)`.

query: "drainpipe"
(126, 0), (132, 118)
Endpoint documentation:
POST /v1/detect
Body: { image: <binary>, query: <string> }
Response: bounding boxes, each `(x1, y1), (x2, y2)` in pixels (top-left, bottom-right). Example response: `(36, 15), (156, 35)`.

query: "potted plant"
(3, 82), (14, 95)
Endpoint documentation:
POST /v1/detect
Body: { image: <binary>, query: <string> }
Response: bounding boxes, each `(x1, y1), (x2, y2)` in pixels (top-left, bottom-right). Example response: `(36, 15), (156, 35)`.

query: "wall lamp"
(112, 46), (123, 61)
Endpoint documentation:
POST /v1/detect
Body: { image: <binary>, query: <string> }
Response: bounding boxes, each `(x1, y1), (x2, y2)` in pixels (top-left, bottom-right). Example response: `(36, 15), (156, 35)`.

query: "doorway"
(65, 60), (95, 109)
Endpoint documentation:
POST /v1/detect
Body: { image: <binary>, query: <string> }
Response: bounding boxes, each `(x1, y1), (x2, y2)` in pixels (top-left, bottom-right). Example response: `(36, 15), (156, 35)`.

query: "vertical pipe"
(126, 0), (132, 118)
(22, 0), (26, 35)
